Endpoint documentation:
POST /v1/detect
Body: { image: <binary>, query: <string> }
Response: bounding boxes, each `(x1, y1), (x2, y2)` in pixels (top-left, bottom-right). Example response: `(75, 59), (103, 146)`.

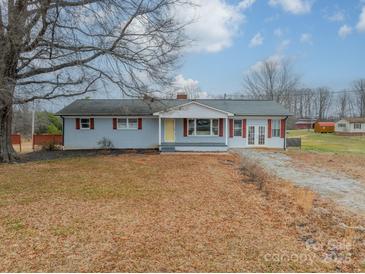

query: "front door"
(248, 125), (266, 146)
(164, 119), (175, 142)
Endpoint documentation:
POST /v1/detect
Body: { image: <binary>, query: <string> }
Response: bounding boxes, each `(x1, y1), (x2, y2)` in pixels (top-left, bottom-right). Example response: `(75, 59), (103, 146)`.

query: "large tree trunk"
(0, 103), (17, 163)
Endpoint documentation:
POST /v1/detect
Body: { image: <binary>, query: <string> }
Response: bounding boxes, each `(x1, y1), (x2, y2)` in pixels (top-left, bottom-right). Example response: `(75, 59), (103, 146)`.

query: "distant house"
(295, 118), (316, 130)
(314, 121), (335, 133)
(335, 118), (365, 136)
(57, 96), (292, 152)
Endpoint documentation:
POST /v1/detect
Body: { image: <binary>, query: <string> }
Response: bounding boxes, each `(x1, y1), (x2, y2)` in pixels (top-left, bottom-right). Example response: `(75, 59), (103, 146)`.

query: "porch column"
(225, 117), (228, 146)
(158, 116), (161, 147)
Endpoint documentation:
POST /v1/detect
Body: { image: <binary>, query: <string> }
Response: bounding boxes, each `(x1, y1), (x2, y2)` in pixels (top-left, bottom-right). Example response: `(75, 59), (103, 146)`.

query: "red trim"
(76, 118), (80, 130)
(229, 119), (233, 138)
(138, 118), (142, 130)
(183, 118), (188, 137)
(90, 118), (94, 129)
(268, 119), (272, 138)
(242, 119), (246, 138)
(219, 118), (224, 137)
(112, 118), (117, 130)
(280, 119), (286, 138)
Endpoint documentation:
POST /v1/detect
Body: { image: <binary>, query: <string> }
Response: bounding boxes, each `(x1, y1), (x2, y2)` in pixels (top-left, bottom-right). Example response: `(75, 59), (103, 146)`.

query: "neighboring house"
(314, 121), (335, 133)
(57, 97), (291, 152)
(295, 118), (316, 130)
(335, 118), (365, 136)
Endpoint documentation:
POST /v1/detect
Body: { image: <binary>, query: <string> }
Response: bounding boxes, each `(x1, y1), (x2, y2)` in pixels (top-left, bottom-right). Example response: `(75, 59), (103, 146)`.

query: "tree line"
(239, 59), (365, 120)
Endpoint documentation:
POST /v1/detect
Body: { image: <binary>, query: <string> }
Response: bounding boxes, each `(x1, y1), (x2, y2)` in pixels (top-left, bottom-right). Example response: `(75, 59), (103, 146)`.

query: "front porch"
(154, 101), (233, 152)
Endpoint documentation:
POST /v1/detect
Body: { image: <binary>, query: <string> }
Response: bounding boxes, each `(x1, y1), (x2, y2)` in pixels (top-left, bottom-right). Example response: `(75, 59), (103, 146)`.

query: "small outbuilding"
(335, 118), (365, 136)
(314, 121), (335, 133)
(295, 118), (316, 130)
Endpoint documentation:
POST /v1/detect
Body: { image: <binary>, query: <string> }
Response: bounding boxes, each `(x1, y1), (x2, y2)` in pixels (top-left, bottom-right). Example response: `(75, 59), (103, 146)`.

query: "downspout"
(284, 116), (288, 150)
(62, 116), (65, 149)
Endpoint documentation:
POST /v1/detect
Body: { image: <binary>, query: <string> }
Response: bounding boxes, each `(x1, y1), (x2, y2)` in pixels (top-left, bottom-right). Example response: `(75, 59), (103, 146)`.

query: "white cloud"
(172, 75), (209, 98)
(249, 32), (264, 47)
(268, 0), (312, 15)
(300, 33), (313, 44)
(249, 54), (284, 72)
(356, 6), (365, 32)
(325, 10), (345, 22)
(238, 0), (256, 10)
(278, 39), (291, 50)
(338, 24), (352, 39)
(173, 74), (199, 89)
(273, 28), (284, 37)
(176, 0), (244, 53)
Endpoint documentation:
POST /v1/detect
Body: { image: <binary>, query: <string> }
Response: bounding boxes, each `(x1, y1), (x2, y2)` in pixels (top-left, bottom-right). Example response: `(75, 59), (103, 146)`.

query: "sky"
(174, 0), (365, 96)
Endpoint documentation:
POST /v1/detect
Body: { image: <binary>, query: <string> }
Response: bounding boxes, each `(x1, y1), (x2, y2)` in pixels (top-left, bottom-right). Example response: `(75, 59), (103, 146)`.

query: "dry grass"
(0, 153), (364, 272)
(288, 151), (365, 185)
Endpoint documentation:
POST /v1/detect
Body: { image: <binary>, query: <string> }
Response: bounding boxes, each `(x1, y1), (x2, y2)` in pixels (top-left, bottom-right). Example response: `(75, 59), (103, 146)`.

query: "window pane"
(212, 119), (219, 136)
(196, 119), (210, 135)
(128, 118), (138, 129)
(188, 119), (195, 135)
(234, 120), (242, 136)
(272, 120), (280, 137)
(81, 118), (90, 129)
(118, 118), (127, 129)
(354, 123), (361, 129)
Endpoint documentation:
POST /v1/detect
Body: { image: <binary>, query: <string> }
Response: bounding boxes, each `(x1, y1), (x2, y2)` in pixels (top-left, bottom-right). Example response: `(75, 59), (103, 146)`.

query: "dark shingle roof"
(57, 99), (291, 116)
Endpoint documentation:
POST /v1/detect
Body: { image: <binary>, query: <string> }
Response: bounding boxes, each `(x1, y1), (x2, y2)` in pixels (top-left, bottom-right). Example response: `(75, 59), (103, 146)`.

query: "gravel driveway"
(234, 149), (365, 215)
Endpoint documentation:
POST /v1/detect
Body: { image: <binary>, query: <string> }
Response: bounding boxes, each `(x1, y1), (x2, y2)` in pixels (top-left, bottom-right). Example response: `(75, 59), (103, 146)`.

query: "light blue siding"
(63, 117), (159, 149)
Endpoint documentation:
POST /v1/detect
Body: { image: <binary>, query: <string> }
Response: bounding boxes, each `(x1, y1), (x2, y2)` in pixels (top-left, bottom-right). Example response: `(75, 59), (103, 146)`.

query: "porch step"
(160, 145), (176, 152)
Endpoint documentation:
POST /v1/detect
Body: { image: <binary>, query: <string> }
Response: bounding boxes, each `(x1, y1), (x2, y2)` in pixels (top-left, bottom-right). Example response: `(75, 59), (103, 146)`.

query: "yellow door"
(164, 119), (175, 142)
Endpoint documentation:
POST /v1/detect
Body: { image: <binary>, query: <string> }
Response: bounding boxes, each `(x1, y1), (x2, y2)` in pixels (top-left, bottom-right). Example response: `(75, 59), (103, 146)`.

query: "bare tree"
(353, 79), (365, 117)
(243, 58), (299, 107)
(0, 0), (189, 162)
(337, 92), (351, 118)
(315, 87), (332, 120)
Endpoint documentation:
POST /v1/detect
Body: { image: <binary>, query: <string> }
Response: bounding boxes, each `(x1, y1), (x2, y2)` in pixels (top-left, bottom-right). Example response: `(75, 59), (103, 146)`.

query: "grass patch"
(287, 129), (365, 154)
(5, 218), (25, 232)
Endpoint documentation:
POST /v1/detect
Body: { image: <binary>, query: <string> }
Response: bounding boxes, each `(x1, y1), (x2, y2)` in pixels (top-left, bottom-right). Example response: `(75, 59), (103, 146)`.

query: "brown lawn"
(0, 153), (364, 272)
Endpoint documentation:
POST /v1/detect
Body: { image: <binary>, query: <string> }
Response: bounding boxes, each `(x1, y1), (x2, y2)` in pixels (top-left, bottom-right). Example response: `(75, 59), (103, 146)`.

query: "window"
(117, 118), (138, 129)
(80, 118), (90, 129)
(188, 119), (219, 136)
(234, 120), (242, 136)
(338, 123), (346, 128)
(188, 119), (195, 135)
(272, 120), (280, 137)
(212, 119), (219, 136)
(354, 123), (362, 129)
(196, 119), (211, 135)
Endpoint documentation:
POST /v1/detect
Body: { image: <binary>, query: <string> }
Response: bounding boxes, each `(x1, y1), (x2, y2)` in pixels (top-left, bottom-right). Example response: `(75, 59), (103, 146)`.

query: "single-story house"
(314, 121), (335, 133)
(57, 97), (291, 152)
(335, 118), (365, 136)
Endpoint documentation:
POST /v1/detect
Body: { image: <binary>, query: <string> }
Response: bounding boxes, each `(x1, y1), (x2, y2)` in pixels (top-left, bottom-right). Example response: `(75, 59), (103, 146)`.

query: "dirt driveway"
(235, 149), (365, 216)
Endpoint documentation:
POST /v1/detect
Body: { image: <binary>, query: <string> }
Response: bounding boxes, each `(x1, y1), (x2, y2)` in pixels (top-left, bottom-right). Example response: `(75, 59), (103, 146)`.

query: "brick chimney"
(176, 92), (188, 99)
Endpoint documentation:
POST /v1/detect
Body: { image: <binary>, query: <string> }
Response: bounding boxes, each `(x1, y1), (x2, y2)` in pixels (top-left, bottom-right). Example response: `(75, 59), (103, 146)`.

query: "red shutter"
(113, 118), (117, 130)
(76, 118), (80, 130)
(268, 119), (272, 138)
(219, 118), (223, 137)
(280, 119), (286, 138)
(90, 118), (94, 129)
(138, 118), (142, 130)
(242, 119), (247, 138)
(183, 118), (188, 137)
(229, 119), (233, 138)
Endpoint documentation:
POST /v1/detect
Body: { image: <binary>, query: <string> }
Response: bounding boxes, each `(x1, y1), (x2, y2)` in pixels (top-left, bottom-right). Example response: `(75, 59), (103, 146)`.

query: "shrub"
(97, 137), (114, 149)
(239, 157), (268, 191)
